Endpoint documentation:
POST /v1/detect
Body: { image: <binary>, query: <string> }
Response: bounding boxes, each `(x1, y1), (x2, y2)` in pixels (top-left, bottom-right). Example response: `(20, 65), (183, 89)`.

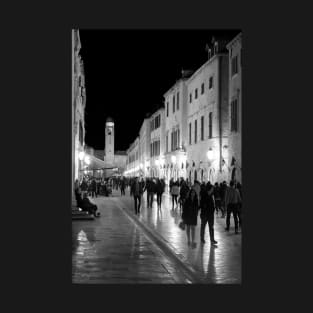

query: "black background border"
(3, 0), (308, 311)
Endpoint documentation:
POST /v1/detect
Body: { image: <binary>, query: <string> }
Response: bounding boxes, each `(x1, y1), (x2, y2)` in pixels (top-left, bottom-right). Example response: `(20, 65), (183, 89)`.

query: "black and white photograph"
(72, 29), (242, 284)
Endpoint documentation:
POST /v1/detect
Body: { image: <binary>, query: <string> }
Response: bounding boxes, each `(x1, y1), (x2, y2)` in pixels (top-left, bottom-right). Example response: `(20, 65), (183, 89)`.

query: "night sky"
(79, 29), (240, 152)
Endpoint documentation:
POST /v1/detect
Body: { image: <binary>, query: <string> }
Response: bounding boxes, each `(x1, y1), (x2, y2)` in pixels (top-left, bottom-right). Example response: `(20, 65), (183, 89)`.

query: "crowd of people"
(74, 174), (242, 248)
(128, 176), (242, 248)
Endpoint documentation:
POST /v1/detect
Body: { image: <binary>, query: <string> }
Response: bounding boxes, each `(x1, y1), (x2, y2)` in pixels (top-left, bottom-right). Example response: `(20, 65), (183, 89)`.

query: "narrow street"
(72, 188), (241, 284)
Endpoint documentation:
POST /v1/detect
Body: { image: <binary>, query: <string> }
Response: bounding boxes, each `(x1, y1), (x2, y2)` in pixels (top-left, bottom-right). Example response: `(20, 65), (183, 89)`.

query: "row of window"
(189, 112), (213, 145)
(150, 140), (160, 157)
(189, 76), (214, 104)
(150, 114), (161, 131)
(128, 151), (139, 164)
(166, 90), (180, 117)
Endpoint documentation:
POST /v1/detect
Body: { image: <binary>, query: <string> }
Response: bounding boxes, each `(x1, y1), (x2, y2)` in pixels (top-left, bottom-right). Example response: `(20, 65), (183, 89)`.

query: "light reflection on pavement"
(72, 188), (241, 284)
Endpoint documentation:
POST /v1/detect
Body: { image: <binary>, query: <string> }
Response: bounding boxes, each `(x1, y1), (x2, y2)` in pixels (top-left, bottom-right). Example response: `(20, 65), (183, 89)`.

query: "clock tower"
(105, 117), (114, 165)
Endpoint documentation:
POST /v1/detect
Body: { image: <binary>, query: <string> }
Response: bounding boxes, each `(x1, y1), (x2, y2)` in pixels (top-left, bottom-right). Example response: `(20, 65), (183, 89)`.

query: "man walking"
(224, 180), (242, 234)
(120, 177), (126, 196)
(131, 177), (144, 214)
(145, 178), (155, 208)
(155, 178), (165, 209)
(199, 181), (218, 245)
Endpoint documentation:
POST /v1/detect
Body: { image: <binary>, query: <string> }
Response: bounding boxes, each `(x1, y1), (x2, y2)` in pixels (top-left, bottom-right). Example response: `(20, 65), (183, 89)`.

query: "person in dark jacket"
(155, 178), (165, 209)
(80, 179), (88, 195)
(182, 188), (199, 248)
(90, 179), (97, 198)
(224, 180), (242, 233)
(131, 177), (145, 214)
(120, 178), (126, 196)
(213, 182), (221, 216)
(219, 181), (227, 218)
(145, 178), (156, 208)
(235, 182), (242, 229)
(77, 193), (99, 217)
(179, 180), (190, 210)
(200, 182), (218, 245)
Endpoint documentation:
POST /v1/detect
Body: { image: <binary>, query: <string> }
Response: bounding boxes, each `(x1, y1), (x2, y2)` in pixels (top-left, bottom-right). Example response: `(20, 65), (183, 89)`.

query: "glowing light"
(155, 159), (159, 166)
(84, 156), (91, 165)
(78, 151), (85, 161)
(171, 155), (176, 163)
(207, 149), (213, 161)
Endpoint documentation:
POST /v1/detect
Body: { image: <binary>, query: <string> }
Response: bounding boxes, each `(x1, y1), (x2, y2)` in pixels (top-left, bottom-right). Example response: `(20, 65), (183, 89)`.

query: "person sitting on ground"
(77, 192), (100, 217)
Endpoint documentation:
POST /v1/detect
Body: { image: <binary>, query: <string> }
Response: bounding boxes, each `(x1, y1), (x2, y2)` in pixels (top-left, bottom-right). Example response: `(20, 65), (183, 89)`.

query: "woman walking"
(170, 181), (180, 210)
(182, 188), (199, 248)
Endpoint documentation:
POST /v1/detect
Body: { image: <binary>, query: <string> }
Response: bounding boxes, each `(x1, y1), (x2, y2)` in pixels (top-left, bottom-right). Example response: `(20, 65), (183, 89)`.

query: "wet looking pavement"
(72, 188), (241, 284)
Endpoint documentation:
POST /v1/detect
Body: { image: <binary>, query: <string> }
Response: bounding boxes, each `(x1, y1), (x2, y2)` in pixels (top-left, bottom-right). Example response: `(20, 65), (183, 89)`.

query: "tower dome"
(106, 116), (114, 123)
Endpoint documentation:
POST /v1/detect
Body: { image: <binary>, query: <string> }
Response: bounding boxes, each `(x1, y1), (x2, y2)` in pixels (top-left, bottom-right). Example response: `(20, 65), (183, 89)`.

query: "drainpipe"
(218, 54), (223, 173)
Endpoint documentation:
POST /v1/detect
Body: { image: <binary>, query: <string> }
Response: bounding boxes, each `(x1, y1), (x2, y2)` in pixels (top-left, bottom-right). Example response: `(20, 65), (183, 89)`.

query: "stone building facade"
(227, 33), (242, 183)
(72, 29), (86, 201)
(186, 38), (230, 184)
(138, 118), (151, 177)
(149, 108), (165, 178)
(163, 73), (191, 183)
(125, 137), (140, 177)
(124, 33), (242, 186)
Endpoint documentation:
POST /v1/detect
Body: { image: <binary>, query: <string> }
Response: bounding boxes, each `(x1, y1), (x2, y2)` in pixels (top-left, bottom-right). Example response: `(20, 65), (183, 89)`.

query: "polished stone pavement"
(72, 188), (241, 284)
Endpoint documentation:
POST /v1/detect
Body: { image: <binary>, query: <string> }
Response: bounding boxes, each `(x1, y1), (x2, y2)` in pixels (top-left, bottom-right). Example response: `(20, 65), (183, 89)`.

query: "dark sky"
(79, 29), (240, 151)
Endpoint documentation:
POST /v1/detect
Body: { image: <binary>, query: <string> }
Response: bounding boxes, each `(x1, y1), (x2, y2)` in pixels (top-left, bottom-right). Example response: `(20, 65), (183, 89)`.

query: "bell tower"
(105, 117), (114, 165)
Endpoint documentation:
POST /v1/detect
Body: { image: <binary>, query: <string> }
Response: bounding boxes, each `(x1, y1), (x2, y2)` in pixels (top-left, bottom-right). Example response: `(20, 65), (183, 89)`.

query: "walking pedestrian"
(80, 178), (88, 196)
(155, 178), (165, 209)
(179, 179), (189, 210)
(192, 180), (201, 207)
(120, 177), (126, 196)
(131, 177), (144, 214)
(224, 180), (242, 234)
(170, 181), (180, 210)
(91, 178), (97, 198)
(182, 188), (199, 248)
(145, 178), (155, 208)
(200, 182), (218, 245)
(220, 181), (227, 218)
(213, 182), (221, 216)
(236, 182), (243, 229)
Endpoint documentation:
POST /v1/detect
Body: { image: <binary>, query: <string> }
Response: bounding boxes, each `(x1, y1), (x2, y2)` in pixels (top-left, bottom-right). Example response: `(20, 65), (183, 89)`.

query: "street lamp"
(84, 155), (91, 165)
(78, 151), (85, 161)
(207, 148), (213, 161)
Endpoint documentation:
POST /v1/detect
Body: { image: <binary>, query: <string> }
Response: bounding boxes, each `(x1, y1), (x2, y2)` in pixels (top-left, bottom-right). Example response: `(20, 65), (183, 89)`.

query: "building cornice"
(187, 53), (227, 84)
(226, 32), (242, 50)
(163, 79), (184, 98)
